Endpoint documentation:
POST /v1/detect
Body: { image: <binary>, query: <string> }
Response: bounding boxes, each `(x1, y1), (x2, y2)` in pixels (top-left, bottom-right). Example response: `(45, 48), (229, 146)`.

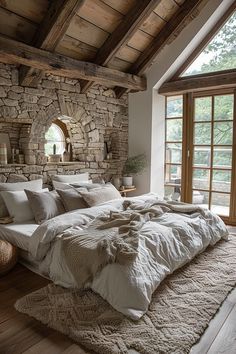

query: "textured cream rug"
(15, 236), (236, 354)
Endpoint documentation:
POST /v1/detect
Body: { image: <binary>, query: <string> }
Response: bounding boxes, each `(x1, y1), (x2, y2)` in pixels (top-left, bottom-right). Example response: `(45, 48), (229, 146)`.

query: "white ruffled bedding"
(28, 193), (228, 320)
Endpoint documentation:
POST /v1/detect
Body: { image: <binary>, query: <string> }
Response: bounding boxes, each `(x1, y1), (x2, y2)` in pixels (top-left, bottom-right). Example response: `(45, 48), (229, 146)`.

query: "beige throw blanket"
(62, 200), (203, 289)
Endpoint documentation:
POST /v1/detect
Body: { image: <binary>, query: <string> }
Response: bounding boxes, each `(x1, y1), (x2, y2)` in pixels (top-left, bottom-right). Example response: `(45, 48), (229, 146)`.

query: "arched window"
(45, 122), (66, 155)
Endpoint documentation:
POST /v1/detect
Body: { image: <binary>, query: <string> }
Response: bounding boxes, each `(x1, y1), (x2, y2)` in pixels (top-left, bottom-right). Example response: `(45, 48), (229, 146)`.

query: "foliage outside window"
(165, 95), (183, 201)
(182, 11), (236, 76)
(165, 93), (234, 217)
(45, 123), (66, 155)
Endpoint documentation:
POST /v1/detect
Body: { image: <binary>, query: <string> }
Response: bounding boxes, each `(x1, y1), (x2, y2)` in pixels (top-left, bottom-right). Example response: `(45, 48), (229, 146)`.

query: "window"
(164, 90), (236, 224)
(45, 122), (66, 155)
(164, 95), (183, 201)
(182, 11), (236, 77)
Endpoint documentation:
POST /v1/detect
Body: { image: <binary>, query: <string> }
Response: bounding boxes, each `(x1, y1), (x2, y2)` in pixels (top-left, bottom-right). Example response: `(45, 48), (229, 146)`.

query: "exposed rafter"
(0, 35), (146, 91)
(80, 0), (162, 93)
(19, 0), (85, 87)
(115, 0), (206, 98)
(158, 69), (236, 95)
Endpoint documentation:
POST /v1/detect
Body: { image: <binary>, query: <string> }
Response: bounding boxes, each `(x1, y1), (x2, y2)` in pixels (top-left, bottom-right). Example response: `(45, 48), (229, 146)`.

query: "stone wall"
(0, 63), (128, 183)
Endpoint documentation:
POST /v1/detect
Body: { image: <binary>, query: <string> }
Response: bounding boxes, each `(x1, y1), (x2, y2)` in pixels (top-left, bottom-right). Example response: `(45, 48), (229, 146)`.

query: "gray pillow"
(79, 184), (122, 207)
(25, 189), (65, 224)
(0, 179), (43, 218)
(70, 182), (102, 190)
(56, 188), (88, 211)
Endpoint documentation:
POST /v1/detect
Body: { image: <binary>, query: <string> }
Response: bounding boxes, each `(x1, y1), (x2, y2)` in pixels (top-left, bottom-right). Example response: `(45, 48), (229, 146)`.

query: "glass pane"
(166, 143), (182, 164)
(165, 164), (181, 184)
(194, 123), (211, 144)
(181, 12), (236, 76)
(166, 96), (183, 118)
(193, 147), (211, 167)
(211, 193), (230, 216)
(164, 185), (181, 201)
(214, 95), (233, 120)
(194, 97), (211, 121)
(193, 169), (210, 190)
(192, 190), (209, 208)
(212, 170), (231, 193)
(45, 142), (64, 155)
(213, 147), (232, 168)
(213, 121), (233, 145)
(166, 119), (182, 142)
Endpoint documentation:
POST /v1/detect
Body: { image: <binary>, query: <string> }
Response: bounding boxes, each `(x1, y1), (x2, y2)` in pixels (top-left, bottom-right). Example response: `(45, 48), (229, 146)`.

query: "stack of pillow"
(0, 173), (122, 225)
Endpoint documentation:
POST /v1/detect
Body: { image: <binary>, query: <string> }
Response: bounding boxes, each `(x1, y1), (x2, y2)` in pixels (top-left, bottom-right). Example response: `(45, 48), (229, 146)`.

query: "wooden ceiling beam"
(80, 0), (162, 93)
(115, 0), (206, 98)
(158, 70), (236, 95)
(0, 35), (146, 91)
(19, 0), (85, 87)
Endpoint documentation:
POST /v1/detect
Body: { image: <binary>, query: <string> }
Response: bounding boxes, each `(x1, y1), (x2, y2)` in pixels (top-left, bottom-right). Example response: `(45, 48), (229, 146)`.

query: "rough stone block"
(7, 174), (28, 182)
(0, 87), (7, 97)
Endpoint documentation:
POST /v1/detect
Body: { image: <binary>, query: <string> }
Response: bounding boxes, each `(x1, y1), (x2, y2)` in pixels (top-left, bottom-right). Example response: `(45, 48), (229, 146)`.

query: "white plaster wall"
(128, 0), (234, 196)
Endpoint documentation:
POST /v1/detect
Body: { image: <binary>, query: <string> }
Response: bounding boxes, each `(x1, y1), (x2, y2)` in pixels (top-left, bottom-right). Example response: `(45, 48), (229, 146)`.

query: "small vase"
(122, 176), (133, 187)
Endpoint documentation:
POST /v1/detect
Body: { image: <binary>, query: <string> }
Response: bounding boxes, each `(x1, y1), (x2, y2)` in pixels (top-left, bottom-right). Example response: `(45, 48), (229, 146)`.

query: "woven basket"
(0, 240), (18, 276)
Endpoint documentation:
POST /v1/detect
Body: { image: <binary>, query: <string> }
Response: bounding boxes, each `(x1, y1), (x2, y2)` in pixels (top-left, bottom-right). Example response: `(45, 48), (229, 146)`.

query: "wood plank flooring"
(0, 228), (236, 354)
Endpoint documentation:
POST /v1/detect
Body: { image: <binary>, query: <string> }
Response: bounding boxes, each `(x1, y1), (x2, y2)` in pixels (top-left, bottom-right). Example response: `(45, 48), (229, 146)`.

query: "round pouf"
(0, 240), (18, 276)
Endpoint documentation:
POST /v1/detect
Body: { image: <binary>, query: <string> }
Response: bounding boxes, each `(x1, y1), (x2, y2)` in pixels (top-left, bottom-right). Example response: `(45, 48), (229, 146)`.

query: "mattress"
(0, 221), (38, 251)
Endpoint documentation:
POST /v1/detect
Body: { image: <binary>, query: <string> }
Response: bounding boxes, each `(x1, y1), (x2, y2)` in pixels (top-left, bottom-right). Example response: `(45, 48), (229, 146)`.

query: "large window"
(164, 95), (183, 201)
(164, 90), (236, 224)
(45, 122), (66, 155)
(182, 11), (236, 76)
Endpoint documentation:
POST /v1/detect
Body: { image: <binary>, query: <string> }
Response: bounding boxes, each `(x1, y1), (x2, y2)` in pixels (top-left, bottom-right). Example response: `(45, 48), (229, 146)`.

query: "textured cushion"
(0, 188), (48, 223)
(70, 182), (102, 190)
(0, 179), (43, 219)
(56, 188), (88, 211)
(79, 183), (122, 207)
(52, 173), (89, 183)
(25, 190), (65, 224)
(52, 181), (72, 190)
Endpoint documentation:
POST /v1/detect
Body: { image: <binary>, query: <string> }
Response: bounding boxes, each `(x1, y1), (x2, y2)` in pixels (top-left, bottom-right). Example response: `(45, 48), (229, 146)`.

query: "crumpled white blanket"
(29, 193), (229, 320)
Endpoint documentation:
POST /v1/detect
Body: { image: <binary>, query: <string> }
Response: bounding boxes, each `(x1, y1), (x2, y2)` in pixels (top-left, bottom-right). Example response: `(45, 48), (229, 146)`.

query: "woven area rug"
(15, 236), (236, 354)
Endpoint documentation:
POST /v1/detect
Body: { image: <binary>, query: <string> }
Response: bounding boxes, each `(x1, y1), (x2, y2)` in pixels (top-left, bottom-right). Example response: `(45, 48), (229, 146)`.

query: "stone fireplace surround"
(0, 63), (128, 185)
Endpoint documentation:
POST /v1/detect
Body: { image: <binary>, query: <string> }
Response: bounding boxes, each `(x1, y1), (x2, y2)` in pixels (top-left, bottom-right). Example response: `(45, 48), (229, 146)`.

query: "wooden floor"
(1, 227), (236, 354)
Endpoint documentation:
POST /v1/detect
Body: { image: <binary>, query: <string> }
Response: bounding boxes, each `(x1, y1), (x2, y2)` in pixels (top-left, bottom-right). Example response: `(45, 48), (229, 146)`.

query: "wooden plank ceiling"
(0, 0), (205, 95)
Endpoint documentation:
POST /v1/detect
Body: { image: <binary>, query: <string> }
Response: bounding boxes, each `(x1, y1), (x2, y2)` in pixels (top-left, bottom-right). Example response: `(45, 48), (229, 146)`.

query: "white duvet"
(28, 193), (228, 320)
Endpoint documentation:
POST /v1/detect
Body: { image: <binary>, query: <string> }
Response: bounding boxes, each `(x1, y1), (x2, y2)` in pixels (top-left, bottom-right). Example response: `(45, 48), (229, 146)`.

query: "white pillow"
(52, 173), (89, 183)
(0, 179), (43, 218)
(1, 188), (48, 223)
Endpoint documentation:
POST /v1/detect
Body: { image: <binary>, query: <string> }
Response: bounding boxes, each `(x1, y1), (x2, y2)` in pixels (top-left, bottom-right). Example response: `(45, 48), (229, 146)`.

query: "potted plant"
(122, 154), (147, 187)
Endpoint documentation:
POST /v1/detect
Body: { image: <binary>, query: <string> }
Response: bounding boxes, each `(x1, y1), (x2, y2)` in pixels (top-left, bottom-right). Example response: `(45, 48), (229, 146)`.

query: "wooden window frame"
(165, 88), (236, 225)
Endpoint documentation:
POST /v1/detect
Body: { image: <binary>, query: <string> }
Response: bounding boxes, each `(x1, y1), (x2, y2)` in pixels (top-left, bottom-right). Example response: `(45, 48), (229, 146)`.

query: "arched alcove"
(23, 102), (101, 165)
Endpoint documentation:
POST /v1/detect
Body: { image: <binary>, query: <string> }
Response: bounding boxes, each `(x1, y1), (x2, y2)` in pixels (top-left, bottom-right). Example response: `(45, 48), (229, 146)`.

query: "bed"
(0, 177), (229, 320)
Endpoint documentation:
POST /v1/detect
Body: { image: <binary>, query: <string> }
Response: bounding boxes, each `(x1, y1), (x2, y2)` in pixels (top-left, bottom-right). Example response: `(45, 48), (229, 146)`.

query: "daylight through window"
(45, 123), (66, 155)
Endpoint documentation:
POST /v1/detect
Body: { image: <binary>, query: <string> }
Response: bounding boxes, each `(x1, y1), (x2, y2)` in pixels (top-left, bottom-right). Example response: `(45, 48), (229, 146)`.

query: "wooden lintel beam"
(158, 70), (236, 95)
(80, 0), (162, 93)
(115, 0), (206, 98)
(20, 0), (85, 87)
(0, 35), (146, 91)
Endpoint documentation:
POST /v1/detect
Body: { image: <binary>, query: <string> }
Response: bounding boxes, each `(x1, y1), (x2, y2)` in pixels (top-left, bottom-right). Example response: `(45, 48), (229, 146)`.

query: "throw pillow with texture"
(0, 188), (48, 223)
(79, 183), (122, 207)
(0, 179), (43, 218)
(56, 188), (88, 211)
(25, 189), (65, 224)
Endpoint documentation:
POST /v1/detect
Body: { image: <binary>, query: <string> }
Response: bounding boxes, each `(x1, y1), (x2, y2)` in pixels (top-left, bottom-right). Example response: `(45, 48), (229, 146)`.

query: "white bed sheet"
(0, 221), (38, 251)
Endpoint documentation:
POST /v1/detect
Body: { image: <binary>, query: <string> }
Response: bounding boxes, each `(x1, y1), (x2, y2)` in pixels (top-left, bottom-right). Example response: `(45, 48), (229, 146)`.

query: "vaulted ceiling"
(0, 0), (208, 96)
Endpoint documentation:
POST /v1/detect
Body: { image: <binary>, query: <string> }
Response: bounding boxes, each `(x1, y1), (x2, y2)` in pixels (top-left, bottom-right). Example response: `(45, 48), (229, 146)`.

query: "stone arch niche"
(23, 100), (102, 165)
